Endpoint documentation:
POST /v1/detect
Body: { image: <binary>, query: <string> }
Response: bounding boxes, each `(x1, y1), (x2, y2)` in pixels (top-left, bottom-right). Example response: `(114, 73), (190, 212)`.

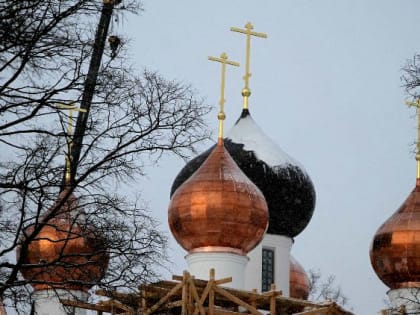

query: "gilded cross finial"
(231, 22), (267, 110)
(57, 103), (87, 186)
(208, 53), (240, 139)
(406, 98), (420, 181)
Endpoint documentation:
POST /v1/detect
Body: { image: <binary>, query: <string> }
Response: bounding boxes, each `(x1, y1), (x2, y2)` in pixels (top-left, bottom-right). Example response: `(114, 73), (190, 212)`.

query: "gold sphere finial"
(242, 88), (251, 97)
(218, 112), (226, 121)
(245, 21), (254, 30)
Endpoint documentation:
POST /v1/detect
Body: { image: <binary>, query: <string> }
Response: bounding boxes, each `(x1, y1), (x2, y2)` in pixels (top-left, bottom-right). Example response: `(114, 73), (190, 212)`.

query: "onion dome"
(0, 299), (5, 315)
(18, 190), (109, 292)
(168, 139), (268, 255)
(289, 255), (310, 300)
(370, 184), (420, 289)
(171, 109), (316, 238)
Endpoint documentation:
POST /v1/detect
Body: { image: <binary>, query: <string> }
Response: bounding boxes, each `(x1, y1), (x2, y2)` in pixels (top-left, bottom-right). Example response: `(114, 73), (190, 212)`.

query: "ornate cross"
(231, 22), (267, 110)
(208, 53), (240, 139)
(57, 103), (87, 185)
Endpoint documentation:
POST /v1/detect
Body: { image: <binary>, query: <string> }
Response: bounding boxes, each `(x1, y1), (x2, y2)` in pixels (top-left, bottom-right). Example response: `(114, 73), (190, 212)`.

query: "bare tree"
(308, 269), (349, 308)
(402, 54), (420, 98)
(381, 289), (420, 315)
(0, 0), (211, 313)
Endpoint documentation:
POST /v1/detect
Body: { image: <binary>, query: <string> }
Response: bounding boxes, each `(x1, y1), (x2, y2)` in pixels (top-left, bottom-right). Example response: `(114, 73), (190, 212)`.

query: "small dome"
(289, 255), (310, 300)
(171, 109), (315, 238)
(18, 190), (109, 292)
(168, 140), (268, 255)
(370, 185), (420, 289)
(0, 299), (5, 315)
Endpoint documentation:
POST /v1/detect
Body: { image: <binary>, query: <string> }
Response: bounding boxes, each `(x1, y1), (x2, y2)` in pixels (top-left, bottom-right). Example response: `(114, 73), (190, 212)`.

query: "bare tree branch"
(0, 1), (211, 313)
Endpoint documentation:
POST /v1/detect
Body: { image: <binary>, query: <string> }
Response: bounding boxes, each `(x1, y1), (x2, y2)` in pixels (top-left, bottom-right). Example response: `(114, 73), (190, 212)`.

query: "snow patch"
(226, 115), (307, 172)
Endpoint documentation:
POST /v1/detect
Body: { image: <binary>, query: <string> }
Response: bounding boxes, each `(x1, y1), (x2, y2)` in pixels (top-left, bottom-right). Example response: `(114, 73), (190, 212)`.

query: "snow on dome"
(226, 112), (304, 170)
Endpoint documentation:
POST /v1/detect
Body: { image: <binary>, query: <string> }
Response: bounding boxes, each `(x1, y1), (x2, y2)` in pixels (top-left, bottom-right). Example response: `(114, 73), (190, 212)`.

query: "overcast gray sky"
(124, 1), (420, 314)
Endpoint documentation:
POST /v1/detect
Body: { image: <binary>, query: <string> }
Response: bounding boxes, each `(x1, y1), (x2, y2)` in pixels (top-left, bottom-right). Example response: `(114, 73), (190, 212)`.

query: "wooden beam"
(144, 281), (184, 315)
(188, 276), (206, 315)
(209, 269), (215, 315)
(181, 271), (189, 315)
(173, 275), (184, 281)
(213, 287), (262, 315)
(61, 299), (126, 313)
(61, 299), (109, 312)
(250, 289), (258, 309)
(95, 289), (138, 307)
(98, 300), (134, 314)
(192, 279), (213, 315)
(293, 307), (330, 315)
(214, 277), (232, 285)
(165, 301), (183, 309)
(175, 272), (232, 286)
(210, 307), (255, 315)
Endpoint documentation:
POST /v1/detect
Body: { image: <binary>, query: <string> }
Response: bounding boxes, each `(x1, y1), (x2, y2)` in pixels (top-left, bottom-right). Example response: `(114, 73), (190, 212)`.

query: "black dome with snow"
(170, 109), (316, 238)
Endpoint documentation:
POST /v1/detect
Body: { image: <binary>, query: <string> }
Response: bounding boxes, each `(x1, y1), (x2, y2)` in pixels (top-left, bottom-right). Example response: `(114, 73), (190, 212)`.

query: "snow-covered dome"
(168, 139), (268, 255)
(171, 109), (316, 238)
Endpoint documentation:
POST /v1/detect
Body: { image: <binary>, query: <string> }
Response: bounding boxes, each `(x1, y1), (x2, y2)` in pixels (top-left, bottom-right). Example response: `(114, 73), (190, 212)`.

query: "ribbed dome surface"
(168, 140), (268, 255)
(18, 190), (109, 291)
(171, 109), (315, 238)
(289, 255), (310, 300)
(370, 184), (420, 289)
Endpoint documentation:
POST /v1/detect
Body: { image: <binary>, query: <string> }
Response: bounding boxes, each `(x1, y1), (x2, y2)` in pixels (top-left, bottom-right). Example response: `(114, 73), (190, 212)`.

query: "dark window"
(262, 248), (274, 292)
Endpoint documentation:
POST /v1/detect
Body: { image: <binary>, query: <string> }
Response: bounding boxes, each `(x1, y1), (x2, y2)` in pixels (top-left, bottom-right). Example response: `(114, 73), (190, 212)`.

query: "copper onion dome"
(0, 299), (5, 315)
(18, 190), (109, 291)
(171, 109), (316, 238)
(370, 183), (420, 289)
(289, 255), (310, 300)
(168, 139), (268, 255)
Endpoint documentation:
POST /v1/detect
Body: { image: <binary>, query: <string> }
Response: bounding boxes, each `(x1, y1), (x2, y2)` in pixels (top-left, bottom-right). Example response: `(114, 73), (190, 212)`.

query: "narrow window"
(262, 248), (274, 292)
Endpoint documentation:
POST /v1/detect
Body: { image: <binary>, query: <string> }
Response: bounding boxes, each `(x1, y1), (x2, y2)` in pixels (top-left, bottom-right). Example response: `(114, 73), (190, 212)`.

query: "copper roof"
(18, 190), (109, 291)
(290, 256), (310, 300)
(168, 140), (268, 255)
(370, 185), (420, 289)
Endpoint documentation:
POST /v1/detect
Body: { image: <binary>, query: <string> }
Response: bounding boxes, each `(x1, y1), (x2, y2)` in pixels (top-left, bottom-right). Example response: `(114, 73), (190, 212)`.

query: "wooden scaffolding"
(62, 269), (354, 315)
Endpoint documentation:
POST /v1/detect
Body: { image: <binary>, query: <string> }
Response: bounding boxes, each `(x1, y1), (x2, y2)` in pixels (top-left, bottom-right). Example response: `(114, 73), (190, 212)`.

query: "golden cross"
(231, 22), (267, 110)
(208, 53), (240, 139)
(406, 98), (420, 180)
(56, 103), (87, 185)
